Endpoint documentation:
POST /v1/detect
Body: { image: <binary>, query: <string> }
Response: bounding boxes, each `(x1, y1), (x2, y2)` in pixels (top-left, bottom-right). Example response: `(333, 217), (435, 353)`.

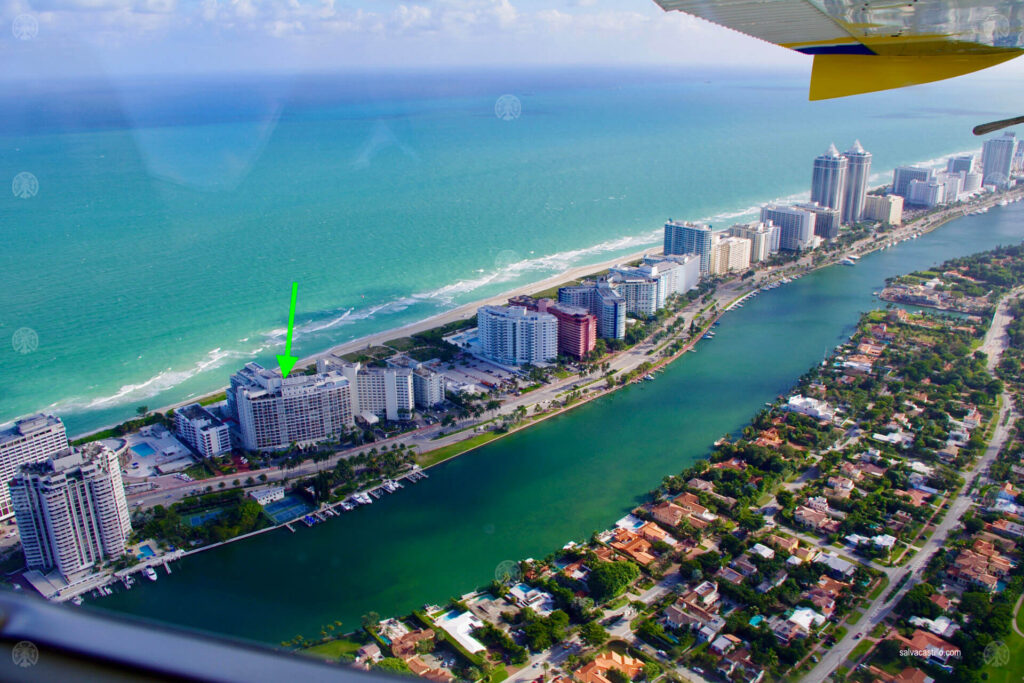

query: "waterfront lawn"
(417, 431), (503, 468)
(301, 636), (365, 660)
(981, 627), (1024, 683)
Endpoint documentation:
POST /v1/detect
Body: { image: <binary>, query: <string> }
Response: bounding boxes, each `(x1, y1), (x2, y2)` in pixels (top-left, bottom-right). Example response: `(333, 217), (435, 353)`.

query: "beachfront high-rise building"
(640, 254), (701, 297)
(328, 359), (415, 422)
(10, 444), (131, 584)
(841, 140), (871, 224)
(609, 274), (660, 317)
(892, 166), (932, 198)
(982, 132), (1016, 187)
(729, 221), (779, 262)
(477, 306), (558, 366)
(862, 195), (903, 225)
(386, 356), (447, 409)
(229, 362), (354, 451)
(794, 201), (841, 240)
(947, 155), (974, 175)
(0, 414), (69, 520)
(810, 143), (848, 219)
(934, 171), (964, 203)
(558, 283), (626, 340)
(962, 171), (983, 194)
(174, 403), (231, 458)
(905, 178), (945, 207)
(664, 221), (713, 274)
(759, 205), (816, 251)
(708, 235), (752, 275)
(508, 296), (597, 359)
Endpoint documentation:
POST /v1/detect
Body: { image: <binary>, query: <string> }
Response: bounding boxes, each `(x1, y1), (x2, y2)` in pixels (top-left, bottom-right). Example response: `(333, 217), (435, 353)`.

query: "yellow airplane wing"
(651, 0), (1024, 99)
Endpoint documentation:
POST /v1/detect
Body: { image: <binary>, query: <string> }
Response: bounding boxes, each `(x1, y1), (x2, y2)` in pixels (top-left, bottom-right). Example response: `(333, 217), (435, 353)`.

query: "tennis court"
(263, 494), (314, 524)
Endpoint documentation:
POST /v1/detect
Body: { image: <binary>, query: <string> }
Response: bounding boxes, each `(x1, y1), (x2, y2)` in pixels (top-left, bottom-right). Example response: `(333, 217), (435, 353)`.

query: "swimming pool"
(131, 443), (156, 457)
(137, 545), (156, 559)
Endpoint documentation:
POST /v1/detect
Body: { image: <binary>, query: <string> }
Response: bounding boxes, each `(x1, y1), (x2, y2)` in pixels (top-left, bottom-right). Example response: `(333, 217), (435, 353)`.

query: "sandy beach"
(77, 245), (658, 439)
(300, 246), (658, 365)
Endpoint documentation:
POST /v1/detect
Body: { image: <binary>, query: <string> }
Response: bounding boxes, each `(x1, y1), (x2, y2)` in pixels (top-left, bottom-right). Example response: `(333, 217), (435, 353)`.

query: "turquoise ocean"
(2, 67), (1023, 435)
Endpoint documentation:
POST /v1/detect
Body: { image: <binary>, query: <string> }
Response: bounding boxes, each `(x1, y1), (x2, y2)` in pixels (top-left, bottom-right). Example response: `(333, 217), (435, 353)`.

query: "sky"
(0, 0), (811, 78)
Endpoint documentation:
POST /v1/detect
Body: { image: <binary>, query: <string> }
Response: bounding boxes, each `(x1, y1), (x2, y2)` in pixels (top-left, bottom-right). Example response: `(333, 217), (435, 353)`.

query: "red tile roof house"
(890, 629), (961, 666)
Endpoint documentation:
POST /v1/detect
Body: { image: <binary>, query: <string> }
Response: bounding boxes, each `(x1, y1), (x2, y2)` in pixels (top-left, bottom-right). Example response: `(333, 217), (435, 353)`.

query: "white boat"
(72, 596), (83, 606)
(144, 567), (158, 582)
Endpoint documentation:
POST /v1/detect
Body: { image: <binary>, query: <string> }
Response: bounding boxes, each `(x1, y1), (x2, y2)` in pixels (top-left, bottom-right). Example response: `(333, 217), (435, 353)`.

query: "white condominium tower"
(810, 143), (848, 220)
(892, 166), (931, 198)
(477, 305), (558, 365)
(323, 358), (414, 422)
(228, 362), (354, 451)
(10, 444), (131, 583)
(841, 140), (871, 224)
(663, 220), (713, 274)
(174, 403), (231, 457)
(759, 204), (816, 251)
(982, 132), (1017, 187)
(0, 414), (69, 520)
(708, 235), (752, 275)
(729, 221), (779, 262)
(558, 283), (626, 340)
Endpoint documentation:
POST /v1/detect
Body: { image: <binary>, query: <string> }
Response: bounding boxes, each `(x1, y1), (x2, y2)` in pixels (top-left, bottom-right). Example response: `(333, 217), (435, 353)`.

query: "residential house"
(574, 651), (645, 683)
(609, 528), (656, 566)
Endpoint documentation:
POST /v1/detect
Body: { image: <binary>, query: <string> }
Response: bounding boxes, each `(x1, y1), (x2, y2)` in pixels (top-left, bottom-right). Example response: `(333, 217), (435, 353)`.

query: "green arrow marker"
(276, 282), (299, 378)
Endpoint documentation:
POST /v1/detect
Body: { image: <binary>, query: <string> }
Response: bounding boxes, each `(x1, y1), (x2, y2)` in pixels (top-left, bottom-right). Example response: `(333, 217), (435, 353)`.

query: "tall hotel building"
(708, 235), (752, 275)
(729, 221), (779, 262)
(11, 444), (132, 583)
(558, 283), (626, 340)
(892, 166), (932, 198)
(664, 220), (713, 274)
(477, 306), (558, 365)
(947, 155), (974, 175)
(794, 201), (841, 240)
(640, 254), (701, 296)
(982, 132), (1017, 187)
(508, 296), (597, 359)
(810, 144), (848, 220)
(328, 359), (414, 422)
(863, 195), (903, 225)
(0, 414), (69, 520)
(228, 362), (354, 451)
(841, 141), (871, 224)
(759, 205), (816, 251)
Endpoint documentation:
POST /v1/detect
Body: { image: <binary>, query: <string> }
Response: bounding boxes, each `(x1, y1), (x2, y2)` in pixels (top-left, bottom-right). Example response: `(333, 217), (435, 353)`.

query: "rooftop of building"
(1, 413), (64, 443)
(176, 403), (223, 424)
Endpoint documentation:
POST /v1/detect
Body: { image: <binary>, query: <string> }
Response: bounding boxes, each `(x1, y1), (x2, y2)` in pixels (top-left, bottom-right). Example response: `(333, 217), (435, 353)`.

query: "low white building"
(174, 403), (231, 457)
(249, 486), (285, 506)
(785, 395), (835, 422)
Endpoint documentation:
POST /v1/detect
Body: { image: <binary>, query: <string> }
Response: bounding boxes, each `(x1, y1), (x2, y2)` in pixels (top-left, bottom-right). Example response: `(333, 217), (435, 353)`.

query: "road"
(806, 290), (1021, 682)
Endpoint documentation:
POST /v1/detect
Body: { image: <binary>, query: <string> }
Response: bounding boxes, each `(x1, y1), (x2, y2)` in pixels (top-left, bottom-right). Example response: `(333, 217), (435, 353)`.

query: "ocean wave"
(50, 347), (252, 414)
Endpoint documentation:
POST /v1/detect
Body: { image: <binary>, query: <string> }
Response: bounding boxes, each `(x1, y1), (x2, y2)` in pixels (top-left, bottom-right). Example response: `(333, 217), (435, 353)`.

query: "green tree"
(588, 560), (640, 602)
